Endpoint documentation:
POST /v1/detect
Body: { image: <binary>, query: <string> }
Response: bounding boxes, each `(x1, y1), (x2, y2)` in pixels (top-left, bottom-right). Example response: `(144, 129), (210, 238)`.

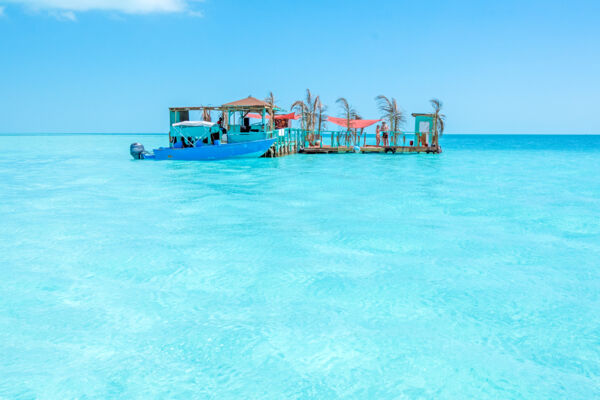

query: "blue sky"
(0, 0), (599, 134)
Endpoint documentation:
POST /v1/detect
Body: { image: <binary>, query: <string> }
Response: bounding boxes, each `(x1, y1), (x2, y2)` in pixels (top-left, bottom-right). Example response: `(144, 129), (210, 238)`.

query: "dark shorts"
(382, 133), (388, 138)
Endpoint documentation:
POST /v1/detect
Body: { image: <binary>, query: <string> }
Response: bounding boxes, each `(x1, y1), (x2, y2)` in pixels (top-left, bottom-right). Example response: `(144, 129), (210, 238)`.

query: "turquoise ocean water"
(1, 134), (599, 398)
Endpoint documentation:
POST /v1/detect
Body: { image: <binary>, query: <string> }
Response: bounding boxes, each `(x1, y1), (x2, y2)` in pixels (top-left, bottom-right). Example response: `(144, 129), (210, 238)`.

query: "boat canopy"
(171, 120), (218, 141)
(172, 120), (216, 127)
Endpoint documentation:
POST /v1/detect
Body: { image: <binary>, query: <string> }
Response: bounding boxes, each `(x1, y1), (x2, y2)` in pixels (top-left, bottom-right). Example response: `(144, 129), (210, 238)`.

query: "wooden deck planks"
(300, 145), (442, 154)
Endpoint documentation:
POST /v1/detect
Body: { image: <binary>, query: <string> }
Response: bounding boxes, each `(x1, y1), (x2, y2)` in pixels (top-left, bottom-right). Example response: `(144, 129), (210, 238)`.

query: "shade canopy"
(222, 96), (271, 107)
(172, 120), (216, 127)
(246, 112), (300, 120)
(327, 116), (381, 129)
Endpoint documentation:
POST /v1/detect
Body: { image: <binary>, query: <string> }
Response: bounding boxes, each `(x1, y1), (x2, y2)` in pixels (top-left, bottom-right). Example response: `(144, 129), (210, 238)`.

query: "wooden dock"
(261, 139), (302, 157)
(299, 145), (442, 155)
(260, 129), (443, 157)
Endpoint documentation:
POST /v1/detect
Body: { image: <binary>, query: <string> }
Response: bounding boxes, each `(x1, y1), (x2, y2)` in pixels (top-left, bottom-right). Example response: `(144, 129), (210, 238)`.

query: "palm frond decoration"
(311, 95), (320, 133)
(375, 95), (405, 145)
(264, 91), (276, 108)
(375, 95), (405, 133)
(316, 101), (327, 131)
(305, 89), (313, 113)
(430, 98), (446, 138)
(290, 100), (308, 130)
(336, 97), (357, 146)
(316, 100), (328, 144)
(292, 89), (322, 145)
(336, 97), (352, 130)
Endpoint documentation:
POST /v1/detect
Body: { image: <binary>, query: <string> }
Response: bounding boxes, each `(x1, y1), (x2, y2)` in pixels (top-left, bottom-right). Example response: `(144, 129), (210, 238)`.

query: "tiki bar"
(130, 94), (444, 160)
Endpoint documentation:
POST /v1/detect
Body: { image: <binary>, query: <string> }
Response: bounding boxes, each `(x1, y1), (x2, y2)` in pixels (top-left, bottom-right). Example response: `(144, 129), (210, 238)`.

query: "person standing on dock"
(381, 122), (390, 146)
(376, 124), (381, 146)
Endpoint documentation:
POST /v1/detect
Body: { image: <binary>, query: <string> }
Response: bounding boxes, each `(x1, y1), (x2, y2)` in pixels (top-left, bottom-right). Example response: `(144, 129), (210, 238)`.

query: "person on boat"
(381, 122), (389, 146)
(217, 116), (227, 132)
(213, 117), (226, 144)
(173, 136), (183, 149)
(375, 124), (381, 146)
(211, 122), (221, 145)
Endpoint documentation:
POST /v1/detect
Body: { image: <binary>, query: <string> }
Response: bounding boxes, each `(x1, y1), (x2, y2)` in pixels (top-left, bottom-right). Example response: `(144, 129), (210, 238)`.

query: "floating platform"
(299, 145), (442, 155)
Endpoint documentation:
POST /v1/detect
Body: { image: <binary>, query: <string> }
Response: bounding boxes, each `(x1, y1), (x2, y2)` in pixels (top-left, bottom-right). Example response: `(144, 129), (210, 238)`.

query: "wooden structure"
(261, 128), (306, 157)
(300, 145), (441, 154)
(167, 98), (443, 157)
(298, 124), (442, 155)
(168, 96), (303, 156)
(411, 112), (441, 149)
(169, 96), (277, 134)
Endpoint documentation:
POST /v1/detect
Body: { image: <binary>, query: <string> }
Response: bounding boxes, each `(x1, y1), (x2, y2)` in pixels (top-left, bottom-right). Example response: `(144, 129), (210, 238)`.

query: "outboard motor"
(130, 142), (147, 159)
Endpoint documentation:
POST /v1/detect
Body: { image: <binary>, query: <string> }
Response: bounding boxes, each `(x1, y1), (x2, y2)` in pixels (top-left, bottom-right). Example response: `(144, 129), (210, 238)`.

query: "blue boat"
(131, 96), (283, 161)
(149, 138), (276, 160)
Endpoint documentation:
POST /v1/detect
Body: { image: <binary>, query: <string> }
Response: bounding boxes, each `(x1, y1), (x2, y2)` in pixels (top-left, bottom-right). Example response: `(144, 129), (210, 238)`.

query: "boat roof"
(169, 96), (279, 113)
(222, 96), (270, 107)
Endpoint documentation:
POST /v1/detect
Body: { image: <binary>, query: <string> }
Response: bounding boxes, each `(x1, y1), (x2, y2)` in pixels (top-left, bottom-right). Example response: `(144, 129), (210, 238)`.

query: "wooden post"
(432, 114), (438, 147)
(268, 107), (274, 131)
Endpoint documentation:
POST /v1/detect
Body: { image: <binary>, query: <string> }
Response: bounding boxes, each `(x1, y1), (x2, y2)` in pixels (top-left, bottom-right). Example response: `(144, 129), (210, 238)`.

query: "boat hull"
(152, 138), (276, 161)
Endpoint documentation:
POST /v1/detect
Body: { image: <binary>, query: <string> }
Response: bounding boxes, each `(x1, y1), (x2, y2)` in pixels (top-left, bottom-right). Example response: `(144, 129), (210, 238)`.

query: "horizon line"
(1, 132), (599, 136)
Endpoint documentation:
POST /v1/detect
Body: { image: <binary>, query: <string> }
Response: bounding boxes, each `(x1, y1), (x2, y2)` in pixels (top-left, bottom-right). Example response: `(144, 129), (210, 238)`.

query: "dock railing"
(294, 130), (421, 148)
(263, 128), (432, 155)
(265, 128), (307, 155)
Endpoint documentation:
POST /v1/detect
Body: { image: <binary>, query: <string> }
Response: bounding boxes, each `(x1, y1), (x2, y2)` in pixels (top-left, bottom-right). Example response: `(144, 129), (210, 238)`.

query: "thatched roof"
(169, 96), (276, 113)
(223, 96), (270, 107)
(411, 113), (435, 118)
